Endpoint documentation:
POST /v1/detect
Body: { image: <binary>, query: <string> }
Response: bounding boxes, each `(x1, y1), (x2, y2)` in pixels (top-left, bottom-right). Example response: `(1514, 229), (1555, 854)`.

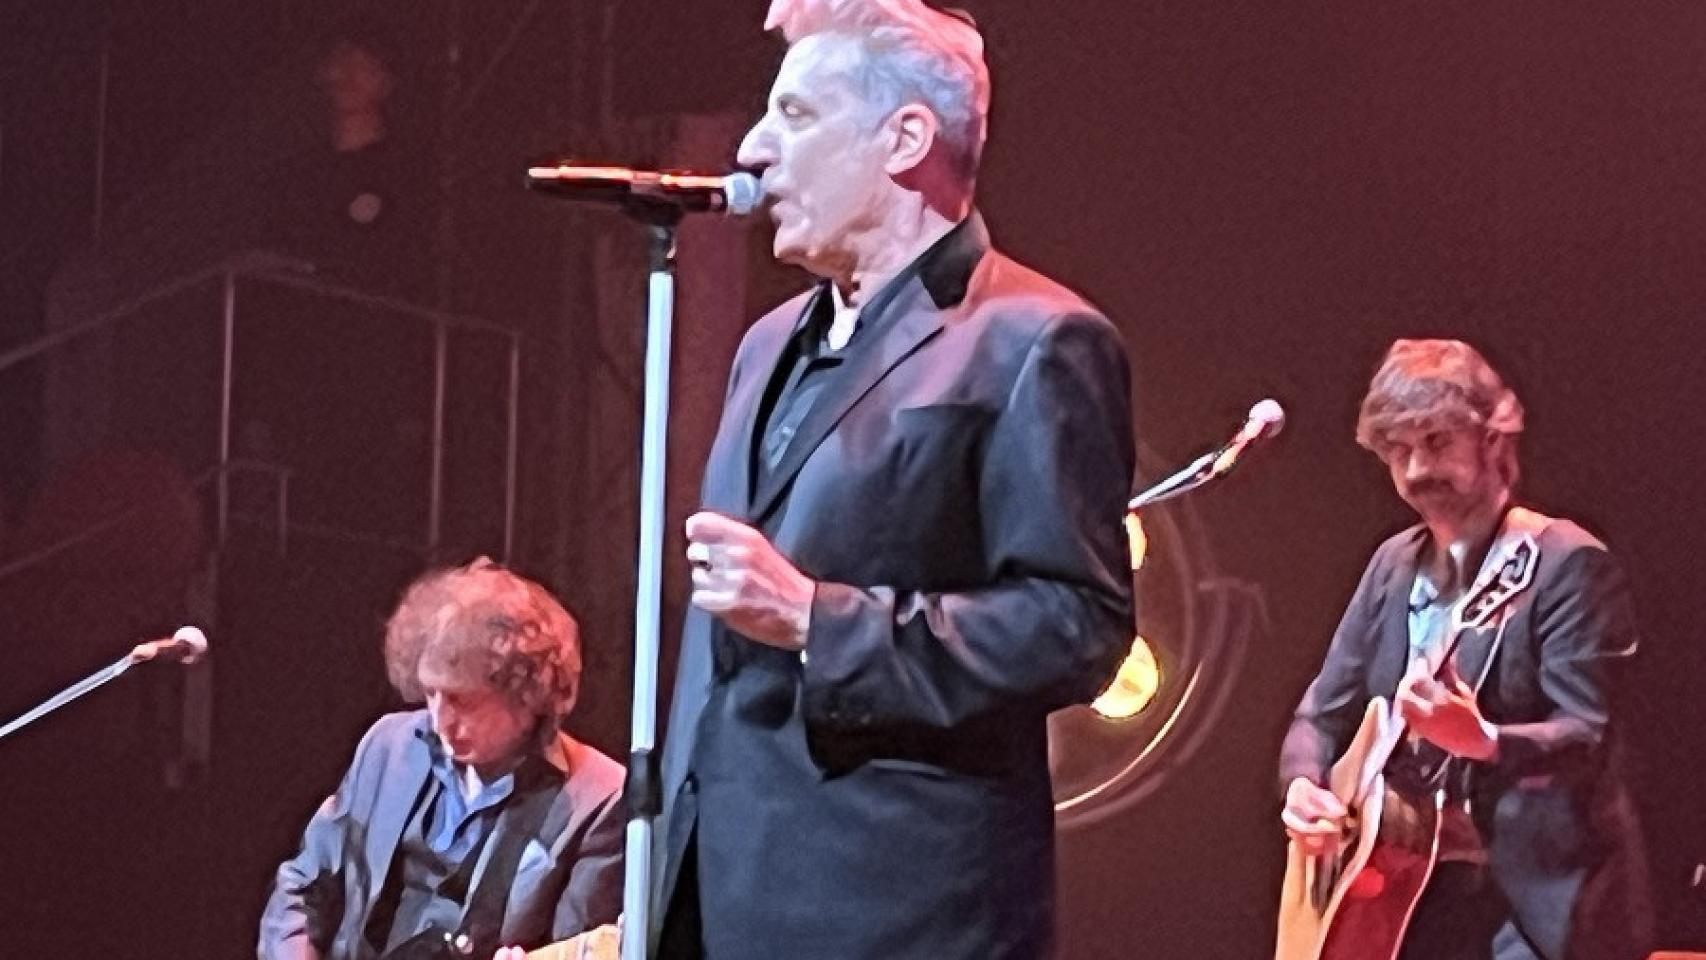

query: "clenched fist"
(686, 511), (815, 651)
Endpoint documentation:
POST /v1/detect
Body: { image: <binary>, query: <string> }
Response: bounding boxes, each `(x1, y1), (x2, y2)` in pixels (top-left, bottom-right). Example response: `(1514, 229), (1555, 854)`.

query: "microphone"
(1210, 398), (1286, 475)
(525, 163), (764, 216)
(1128, 398), (1286, 511)
(129, 626), (209, 666)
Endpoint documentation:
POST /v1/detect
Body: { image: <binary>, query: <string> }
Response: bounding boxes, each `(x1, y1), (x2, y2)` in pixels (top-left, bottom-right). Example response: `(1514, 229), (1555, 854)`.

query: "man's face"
(418, 666), (536, 770)
(1377, 424), (1503, 526)
(737, 34), (894, 275)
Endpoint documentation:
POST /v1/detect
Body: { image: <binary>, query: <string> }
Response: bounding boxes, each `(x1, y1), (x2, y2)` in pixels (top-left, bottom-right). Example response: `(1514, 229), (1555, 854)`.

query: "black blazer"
(1280, 514), (1652, 960)
(651, 216), (1136, 959)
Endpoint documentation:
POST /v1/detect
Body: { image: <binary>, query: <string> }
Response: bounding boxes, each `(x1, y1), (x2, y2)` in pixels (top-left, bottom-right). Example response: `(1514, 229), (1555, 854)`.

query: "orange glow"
(526, 164), (637, 182)
(657, 172), (727, 190)
(1091, 636), (1161, 720)
(1124, 513), (1148, 571)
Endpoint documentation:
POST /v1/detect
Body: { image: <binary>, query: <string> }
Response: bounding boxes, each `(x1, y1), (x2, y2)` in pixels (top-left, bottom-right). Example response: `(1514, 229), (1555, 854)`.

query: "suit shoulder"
(963, 253), (1124, 370)
(562, 736), (626, 804)
(1535, 514), (1610, 556)
(359, 709), (423, 746)
(976, 252), (1108, 331)
(1372, 524), (1425, 561)
(1354, 524), (1423, 592)
(361, 710), (427, 750)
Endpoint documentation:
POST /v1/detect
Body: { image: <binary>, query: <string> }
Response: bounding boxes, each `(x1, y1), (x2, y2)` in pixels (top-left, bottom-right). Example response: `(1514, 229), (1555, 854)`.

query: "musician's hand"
(687, 511), (814, 651)
(1396, 658), (1500, 762)
(1281, 776), (1347, 856)
(494, 922), (621, 960)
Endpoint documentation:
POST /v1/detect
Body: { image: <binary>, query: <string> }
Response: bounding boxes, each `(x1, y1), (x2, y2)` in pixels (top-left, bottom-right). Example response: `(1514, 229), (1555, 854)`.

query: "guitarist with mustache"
(1279, 339), (1651, 960)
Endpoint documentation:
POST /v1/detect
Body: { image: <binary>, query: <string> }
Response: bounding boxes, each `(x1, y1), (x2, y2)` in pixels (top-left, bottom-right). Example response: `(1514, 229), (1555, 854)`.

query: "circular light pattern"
(1049, 450), (1257, 830)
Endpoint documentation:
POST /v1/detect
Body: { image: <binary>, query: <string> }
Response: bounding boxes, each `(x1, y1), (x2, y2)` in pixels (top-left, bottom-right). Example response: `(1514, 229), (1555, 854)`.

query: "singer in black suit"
(1279, 340), (1651, 960)
(643, 3), (1137, 958)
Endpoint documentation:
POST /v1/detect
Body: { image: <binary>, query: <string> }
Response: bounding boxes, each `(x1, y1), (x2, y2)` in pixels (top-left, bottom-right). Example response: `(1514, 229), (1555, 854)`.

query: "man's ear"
(885, 103), (939, 177)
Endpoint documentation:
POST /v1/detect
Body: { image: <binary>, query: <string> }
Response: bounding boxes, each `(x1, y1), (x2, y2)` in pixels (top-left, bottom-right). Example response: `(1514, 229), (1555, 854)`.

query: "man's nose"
(432, 707), (458, 733)
(1404, 451), (1431, 480)
(736, 119), (775, 169)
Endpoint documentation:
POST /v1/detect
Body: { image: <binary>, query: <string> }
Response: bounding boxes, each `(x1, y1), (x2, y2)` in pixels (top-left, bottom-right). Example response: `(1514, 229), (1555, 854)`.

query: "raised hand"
(686, 511), (815, 651)
(1396, 658), (1499, 762)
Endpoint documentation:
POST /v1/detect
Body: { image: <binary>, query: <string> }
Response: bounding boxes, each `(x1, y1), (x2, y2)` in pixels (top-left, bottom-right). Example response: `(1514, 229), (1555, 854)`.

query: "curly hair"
(1356, 338), (1525, 485)
(383, 558), (583, 720)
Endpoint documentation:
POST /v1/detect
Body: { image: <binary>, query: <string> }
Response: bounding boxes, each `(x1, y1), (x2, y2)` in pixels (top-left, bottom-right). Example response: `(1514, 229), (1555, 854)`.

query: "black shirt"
(748, 218), (979, 498)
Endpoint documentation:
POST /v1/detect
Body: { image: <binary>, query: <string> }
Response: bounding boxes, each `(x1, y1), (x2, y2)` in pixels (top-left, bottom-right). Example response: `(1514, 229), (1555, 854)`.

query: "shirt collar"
(1408, 570), (1441, 615)
(792, 211), (990, 339)
(413, 718), (574, 786)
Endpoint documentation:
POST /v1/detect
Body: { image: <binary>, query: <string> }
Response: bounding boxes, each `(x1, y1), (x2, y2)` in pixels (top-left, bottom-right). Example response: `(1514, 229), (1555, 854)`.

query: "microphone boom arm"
(1128, 401), (1283, 511)
(0, 653), (139, 743)
(1127, 449), (1223, 511)
(0, 629), (204, 743)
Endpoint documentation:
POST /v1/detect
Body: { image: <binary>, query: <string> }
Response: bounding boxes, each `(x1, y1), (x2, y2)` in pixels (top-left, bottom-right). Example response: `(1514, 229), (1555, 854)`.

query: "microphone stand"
(527, 181), (741, 959)
(620, 203), (682, 960)
(1130, 433), (1268, 510)
(0, 644), (163, 742)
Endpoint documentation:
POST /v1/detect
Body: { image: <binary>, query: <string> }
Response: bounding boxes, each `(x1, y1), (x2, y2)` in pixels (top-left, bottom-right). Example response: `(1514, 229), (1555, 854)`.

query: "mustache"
(1406, 477), (1454, 496)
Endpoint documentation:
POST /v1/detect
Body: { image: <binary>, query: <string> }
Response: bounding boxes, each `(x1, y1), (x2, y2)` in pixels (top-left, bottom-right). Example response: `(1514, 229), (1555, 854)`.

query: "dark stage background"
(1, 1), (1703, 957)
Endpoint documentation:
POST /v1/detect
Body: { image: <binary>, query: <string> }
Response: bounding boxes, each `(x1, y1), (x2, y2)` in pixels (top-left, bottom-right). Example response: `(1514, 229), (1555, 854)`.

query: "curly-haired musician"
(259, 559), (624, 960)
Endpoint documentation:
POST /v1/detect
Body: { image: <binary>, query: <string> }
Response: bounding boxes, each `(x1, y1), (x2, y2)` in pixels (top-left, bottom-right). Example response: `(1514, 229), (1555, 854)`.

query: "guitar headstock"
(1454, 533), (1540, 631)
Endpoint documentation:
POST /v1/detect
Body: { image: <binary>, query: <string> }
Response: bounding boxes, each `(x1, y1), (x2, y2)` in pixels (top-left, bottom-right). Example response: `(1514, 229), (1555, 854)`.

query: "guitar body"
(1276, 698), (1443, 960)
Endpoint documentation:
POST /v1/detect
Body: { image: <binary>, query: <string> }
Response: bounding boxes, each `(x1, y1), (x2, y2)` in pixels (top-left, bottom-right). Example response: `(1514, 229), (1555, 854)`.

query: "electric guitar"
(1274, 531), (1540, 960)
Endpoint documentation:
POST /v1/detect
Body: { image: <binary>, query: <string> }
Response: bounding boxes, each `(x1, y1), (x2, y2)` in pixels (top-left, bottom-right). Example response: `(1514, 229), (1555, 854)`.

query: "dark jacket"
(259, 710), (625, 960)
(1280, 515), (1652, 960)
(651, 215), (1137, 959)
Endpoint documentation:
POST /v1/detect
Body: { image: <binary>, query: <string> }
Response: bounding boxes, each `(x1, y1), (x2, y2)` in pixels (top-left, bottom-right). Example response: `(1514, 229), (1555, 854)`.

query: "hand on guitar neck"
(493, 922), (620, 960)
(1394, 657), (1500, 762)
(1281, 777), (1349, 857)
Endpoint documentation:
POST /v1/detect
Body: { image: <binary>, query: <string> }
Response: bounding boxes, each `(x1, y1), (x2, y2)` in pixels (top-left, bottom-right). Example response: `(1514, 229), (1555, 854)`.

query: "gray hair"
(768, 0), (991, 182)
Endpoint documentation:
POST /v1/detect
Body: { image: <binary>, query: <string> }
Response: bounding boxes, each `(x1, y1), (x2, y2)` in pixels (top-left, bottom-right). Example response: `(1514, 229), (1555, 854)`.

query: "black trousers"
(1399, 863), (1542, 960)
(654, 826), (705, 960)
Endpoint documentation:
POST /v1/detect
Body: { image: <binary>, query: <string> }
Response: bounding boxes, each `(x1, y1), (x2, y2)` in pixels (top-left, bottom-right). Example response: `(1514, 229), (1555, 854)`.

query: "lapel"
(1373, 529), (1426, 700)
(362, 719), (434, 916)
(745, 215), (989, 525)
(723, 287), (825, 519)
(459, 771), (561, 937)
(455, 729), (571, 944)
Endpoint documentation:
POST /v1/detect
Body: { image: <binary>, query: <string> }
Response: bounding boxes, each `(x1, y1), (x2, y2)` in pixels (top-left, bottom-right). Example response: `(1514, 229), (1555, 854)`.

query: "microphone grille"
(723, 172), (763, 216)
(173, 625), (209, 655)
(1248, 398), (1286, 438)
